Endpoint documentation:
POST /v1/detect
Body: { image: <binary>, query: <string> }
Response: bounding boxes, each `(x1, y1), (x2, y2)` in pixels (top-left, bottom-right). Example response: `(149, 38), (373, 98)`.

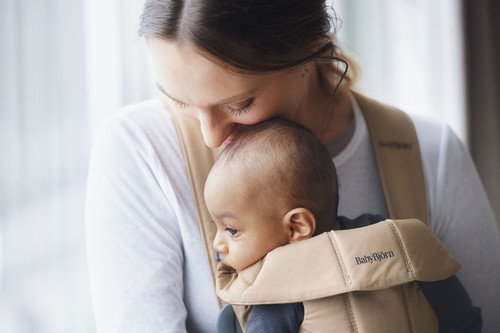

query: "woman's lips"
(222, 130), (237, 146)
(222, 124), (244, 146)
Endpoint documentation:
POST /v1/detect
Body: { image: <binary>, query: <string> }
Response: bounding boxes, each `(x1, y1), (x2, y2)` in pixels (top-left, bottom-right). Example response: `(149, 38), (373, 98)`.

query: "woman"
(86, 1), (500, 332)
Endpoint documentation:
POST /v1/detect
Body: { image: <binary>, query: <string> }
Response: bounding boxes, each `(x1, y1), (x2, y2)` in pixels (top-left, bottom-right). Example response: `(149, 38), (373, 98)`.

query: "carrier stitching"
(223, 274), (424, 304)
(343, 293), (358, 333)
(388, 220), (414, 273)
(328, 232), (352, 285)
(400, 285), (414, 332)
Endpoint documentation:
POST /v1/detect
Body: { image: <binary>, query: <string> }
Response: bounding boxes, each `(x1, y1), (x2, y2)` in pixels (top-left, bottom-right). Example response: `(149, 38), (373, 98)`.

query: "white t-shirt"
(86, 95), (500, 333)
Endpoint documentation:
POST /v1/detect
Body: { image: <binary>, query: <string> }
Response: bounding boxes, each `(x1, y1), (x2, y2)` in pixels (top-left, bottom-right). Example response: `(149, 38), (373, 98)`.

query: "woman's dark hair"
(138, 0), (342, 73)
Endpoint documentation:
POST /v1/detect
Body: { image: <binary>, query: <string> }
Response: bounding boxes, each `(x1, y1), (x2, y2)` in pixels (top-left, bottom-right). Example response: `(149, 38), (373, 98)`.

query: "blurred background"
(0, 0), (498, 332)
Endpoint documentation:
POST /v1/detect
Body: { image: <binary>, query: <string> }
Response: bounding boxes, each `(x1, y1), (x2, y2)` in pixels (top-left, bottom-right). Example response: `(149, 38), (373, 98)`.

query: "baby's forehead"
(207, 161), (248, 187)
(216, 150), (266, 173)
(208, 159), (266, 193)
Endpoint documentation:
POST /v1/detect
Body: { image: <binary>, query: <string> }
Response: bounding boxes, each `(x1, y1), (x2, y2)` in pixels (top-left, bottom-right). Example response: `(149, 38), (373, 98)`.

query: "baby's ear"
(283, 208), (316, 243)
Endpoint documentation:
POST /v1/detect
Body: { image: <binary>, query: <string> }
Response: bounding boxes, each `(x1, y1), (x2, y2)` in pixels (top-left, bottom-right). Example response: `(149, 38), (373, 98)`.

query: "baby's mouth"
(216, 252), (228, 266)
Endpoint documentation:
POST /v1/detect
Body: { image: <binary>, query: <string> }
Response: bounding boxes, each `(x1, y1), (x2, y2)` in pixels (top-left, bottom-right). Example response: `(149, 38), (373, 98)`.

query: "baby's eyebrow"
(216, 212), (239, 221)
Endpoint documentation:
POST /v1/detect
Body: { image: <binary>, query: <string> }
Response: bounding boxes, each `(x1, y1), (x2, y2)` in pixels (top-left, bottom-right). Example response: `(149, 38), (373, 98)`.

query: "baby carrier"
(169, 90), (460, 332)
(216, 218), (459, 332)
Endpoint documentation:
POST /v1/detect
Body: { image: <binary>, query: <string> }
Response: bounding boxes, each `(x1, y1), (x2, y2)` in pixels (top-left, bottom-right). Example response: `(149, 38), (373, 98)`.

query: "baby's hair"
(213, 118), (339, 234)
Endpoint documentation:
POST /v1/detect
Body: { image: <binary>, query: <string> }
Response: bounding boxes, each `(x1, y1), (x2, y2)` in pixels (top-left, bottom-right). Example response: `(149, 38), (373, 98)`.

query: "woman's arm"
(419, 276), (482, 333)
(415, 118), (500, 332)
(86, 101), (219, 332)
(86, 105), (189, 332)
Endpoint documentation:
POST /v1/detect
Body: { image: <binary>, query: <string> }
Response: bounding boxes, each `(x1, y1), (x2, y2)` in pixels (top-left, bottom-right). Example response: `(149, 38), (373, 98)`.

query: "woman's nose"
(213, 232), (228, 254)
(198, 109), (228, 148)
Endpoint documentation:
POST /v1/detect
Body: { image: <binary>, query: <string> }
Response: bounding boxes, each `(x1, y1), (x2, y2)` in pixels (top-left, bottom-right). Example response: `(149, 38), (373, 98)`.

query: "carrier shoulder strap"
(168, 91), (428, 307)
(352, 91), (428, 225)
(169, 110), (224, 307)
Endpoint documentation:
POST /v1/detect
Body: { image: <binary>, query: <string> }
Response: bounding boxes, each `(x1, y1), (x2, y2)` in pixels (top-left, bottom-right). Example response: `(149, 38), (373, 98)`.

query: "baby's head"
(204, 118), (338, 272)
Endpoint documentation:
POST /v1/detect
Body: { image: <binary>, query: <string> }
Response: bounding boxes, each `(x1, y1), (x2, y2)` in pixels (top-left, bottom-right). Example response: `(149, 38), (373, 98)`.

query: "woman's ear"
(283, 208), (316, 243)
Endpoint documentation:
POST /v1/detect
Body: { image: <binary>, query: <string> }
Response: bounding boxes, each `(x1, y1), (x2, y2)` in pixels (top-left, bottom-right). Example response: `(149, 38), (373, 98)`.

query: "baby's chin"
(220, 255), (265, 273)
(233, 260), (263, 274)
(220, 257), (237, 271)
(220, 257), (228, 267)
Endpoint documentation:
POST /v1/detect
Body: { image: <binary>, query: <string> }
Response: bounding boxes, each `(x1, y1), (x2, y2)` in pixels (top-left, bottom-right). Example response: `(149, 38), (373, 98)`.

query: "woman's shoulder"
(90, 99), (186, 177)
(407, 112), (466, 164)
(407, 112), (449, 142)
(102, 99), (173, 134)
(93, 99), (179, 152)
(352, 91), (457, 151)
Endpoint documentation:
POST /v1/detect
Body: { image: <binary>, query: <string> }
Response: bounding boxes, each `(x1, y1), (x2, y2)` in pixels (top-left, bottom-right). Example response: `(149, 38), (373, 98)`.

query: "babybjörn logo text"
(355, 250), (395, 265)
(379, 141), (412, 150)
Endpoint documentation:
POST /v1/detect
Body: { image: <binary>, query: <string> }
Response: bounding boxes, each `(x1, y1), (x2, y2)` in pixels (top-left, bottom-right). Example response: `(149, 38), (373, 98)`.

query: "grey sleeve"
(415, 119), (500, 332)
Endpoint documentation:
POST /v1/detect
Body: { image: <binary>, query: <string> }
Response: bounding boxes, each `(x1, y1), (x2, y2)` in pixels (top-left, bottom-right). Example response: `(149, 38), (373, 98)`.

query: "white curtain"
(0, 0), (94, 331)
(84, 0), (157, 137)
(0, 1), (469, 332)
(0, 0), (155, 332)
(333, 0), (467, 142)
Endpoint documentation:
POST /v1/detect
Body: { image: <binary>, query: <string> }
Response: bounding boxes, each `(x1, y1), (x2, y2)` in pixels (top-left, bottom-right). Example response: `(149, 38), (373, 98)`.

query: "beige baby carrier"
(216, 219), (459, 332)
(169, 90), (460, 332)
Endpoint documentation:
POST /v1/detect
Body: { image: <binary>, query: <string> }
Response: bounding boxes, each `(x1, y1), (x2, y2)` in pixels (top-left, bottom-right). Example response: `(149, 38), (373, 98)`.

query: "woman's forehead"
(148, 38), (281, 106)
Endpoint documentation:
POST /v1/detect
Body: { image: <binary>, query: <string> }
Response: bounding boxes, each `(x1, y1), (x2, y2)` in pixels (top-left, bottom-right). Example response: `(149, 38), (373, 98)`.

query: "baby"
(205, 118), (339, 274)
(204, 118), (481, 333)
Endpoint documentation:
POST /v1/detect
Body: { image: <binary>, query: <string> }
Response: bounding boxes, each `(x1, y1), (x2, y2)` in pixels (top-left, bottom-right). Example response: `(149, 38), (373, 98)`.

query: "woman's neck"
(298, 62), (355, 146)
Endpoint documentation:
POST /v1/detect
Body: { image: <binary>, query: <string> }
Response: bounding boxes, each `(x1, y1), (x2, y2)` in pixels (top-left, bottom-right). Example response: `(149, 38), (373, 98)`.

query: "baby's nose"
(213, 232), (228, 254)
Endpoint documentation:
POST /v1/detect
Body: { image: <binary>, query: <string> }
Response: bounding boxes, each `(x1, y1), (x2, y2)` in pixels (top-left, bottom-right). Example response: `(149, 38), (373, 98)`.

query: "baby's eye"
(225, 227), (239, 237)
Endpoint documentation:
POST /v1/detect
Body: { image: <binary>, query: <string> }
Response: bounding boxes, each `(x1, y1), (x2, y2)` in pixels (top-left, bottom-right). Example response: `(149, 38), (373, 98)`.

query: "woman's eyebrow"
(212, 92), (255, 106)
(156, 83), (187, 105)
(156, 82), (255, 106)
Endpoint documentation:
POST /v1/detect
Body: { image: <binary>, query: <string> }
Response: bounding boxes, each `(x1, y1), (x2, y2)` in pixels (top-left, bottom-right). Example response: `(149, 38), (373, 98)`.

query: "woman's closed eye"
(165, 90), (254, 116)
(169, 97), (189, 108)
(226, 99), (254, 116)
